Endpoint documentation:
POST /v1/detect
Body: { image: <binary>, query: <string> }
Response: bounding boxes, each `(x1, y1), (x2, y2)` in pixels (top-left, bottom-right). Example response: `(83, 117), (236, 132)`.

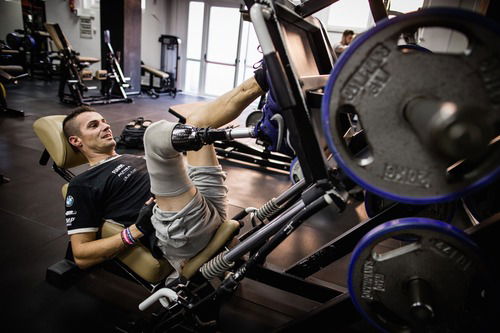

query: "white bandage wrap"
(143, 120), (193, 196)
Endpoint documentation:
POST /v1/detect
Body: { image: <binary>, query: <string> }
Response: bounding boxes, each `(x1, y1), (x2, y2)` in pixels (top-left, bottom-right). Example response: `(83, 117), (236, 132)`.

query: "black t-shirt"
(64, 154), (152, 235)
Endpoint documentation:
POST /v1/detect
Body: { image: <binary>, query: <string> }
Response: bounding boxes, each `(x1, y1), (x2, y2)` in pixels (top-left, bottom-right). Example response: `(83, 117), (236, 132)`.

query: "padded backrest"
(33, 115), (88, 169)
(44, 23), (71, 51)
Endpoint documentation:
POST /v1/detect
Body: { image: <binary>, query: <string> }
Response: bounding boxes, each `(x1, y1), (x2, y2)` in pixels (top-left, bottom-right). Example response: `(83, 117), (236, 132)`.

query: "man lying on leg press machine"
(62, 68), (268, 277)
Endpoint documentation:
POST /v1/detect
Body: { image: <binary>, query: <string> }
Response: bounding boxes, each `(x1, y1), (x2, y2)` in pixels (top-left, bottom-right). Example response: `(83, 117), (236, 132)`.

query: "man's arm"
(70, 224), (144, 269)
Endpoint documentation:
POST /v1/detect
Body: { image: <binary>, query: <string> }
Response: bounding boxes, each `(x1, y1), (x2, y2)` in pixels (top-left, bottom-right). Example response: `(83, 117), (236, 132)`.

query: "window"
(236, 21), (262, 86)
(186, 1), (204, 60)
(327, 0), (372, 30)
(388, 0), (425, 15)
(184, 1), (205, 93)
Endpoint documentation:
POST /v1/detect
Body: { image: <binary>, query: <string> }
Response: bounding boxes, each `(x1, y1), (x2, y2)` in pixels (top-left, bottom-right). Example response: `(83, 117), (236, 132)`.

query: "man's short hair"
(62, 106), (96, 141)
(343, 29), (355, 37)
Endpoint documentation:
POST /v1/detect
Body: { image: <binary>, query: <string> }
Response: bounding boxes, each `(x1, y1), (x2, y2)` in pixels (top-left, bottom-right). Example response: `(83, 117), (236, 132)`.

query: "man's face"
(70, 112), (116, 154)
(345, 34), (355, 45)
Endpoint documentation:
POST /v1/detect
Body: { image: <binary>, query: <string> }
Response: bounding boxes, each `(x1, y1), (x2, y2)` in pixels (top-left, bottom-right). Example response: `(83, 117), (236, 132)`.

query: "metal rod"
(295, 0), (340, 18)
(368, 0), (388, 23)
(224, 199), (306, 262)
(408, 278), (434, 322)
(404, 97), (493, 161)
(275, 178), (306, 206)
(226, 127), (255, 139)
(285, 202), (428, 278)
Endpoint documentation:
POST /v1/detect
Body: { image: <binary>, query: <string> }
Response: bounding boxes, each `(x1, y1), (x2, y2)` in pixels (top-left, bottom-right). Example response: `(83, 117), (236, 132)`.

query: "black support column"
(100, 0), (141, 94)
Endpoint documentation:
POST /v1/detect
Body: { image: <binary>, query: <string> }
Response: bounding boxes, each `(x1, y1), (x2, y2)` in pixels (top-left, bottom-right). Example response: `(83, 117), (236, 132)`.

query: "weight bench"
(33, 115), (241, 290)
(141, 63), (177, 98)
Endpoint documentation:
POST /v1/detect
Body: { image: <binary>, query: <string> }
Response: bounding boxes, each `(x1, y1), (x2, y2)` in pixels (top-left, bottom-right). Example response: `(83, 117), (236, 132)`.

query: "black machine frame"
(140, 35), (181, 99)
(138, 0), (500, 331)
(47, 23), (133, 106)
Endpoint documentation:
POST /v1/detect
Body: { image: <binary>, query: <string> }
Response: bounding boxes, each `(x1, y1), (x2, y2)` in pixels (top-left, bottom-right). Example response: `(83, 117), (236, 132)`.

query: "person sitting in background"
(62, 68), (268, 278)
(334, 29), (356, 58)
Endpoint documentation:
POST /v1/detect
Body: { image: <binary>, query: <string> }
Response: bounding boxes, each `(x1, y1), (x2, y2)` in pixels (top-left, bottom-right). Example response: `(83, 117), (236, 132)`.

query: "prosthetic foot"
(171, 124), (255, 152)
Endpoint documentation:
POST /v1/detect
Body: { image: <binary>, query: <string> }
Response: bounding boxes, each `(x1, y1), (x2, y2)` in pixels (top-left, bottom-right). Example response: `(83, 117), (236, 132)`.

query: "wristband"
(121, 228), (135, 246)
(125, 227), (137, 244)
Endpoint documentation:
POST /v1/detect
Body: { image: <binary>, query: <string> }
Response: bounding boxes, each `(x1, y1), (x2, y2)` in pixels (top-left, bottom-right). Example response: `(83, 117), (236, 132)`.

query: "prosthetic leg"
(171, 123), (256, 152)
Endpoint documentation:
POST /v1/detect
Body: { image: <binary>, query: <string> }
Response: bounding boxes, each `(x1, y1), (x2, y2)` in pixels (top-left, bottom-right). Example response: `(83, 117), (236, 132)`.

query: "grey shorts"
(151, 165), (228, 275)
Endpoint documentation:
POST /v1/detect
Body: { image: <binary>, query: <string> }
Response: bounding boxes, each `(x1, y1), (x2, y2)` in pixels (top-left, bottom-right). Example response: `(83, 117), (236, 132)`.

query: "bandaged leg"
(143, 120), (193, 196)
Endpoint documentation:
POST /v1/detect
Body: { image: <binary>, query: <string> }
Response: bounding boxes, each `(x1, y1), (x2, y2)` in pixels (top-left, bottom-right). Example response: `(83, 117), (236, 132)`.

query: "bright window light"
(186, 1), (205, 60)
(389, 0), (425, 14)
(206, 6), (240, 64)
(327, 0), (372, 29)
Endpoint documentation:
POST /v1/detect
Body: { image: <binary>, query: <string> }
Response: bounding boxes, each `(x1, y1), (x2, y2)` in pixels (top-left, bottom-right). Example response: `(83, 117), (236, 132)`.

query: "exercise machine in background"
(141, 35), (181, 98)
(0, 66), (28, 117)
(6, 28), (57, 81)
(44, 23), (132, 106)
(1, 43), (29, 117)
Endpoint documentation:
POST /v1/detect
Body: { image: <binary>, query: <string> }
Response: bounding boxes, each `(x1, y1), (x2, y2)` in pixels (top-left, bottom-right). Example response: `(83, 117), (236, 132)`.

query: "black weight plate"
(462, 176), (500, 223)
(322, 8), (500, 204)
(348, 217), (495, 333)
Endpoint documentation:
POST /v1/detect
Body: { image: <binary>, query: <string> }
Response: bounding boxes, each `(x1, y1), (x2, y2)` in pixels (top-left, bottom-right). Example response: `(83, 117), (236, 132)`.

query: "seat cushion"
(181, 219), (240, 279)
(0, 65), (24, 74)
(101, 221), (174, 283)
(141, 64), (170, 79)
(101, 219), (240, 283)
(76, 56), (100, 64)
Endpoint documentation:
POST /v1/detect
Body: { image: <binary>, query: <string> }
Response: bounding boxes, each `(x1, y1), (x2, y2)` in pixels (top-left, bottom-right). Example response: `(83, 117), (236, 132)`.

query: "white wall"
(0, 0), (24, 43)
(45, 0), (101, 71)
(140, 0), (169, 68)
(43, 0), (180, 74)
(165, 0), (190, 91)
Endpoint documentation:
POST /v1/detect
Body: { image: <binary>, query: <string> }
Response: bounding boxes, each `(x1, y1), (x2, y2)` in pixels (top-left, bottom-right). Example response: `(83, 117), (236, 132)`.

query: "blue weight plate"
(322, 8), (500, 204)
(347, 217), (493, 333)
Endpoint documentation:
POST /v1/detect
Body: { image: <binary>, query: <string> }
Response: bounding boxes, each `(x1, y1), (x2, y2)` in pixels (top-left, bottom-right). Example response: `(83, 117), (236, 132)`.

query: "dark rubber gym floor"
(0, 79), (374, 332)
